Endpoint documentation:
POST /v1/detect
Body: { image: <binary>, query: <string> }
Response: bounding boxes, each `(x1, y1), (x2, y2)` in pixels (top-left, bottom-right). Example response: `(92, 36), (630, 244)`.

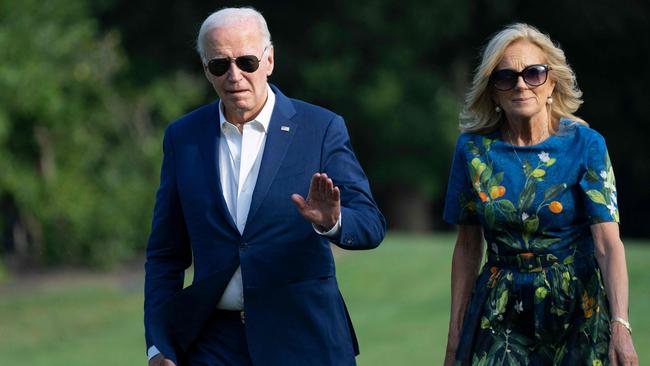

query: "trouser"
(187, 309), (253, 366)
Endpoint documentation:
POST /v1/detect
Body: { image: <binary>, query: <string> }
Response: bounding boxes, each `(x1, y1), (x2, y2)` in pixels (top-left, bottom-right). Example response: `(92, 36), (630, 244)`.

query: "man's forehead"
(206, 26), (262, 47)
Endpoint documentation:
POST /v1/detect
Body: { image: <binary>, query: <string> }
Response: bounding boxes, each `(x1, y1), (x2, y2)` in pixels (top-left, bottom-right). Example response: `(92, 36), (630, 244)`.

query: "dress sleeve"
(443, 135), (480, 225)
(578, 132), (620, 224)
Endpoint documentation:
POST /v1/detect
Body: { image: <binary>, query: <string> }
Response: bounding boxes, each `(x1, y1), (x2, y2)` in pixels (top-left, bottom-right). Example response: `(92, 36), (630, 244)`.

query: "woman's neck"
(502, 114), (553, 146)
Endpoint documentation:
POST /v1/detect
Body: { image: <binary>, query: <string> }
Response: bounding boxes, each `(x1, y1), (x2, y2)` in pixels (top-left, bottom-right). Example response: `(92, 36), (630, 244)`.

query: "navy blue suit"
(144, 85), (386, 365)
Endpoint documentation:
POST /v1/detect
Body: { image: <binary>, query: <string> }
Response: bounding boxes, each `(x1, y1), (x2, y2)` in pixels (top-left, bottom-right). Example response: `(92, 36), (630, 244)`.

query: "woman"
(443, 23), (638, 365)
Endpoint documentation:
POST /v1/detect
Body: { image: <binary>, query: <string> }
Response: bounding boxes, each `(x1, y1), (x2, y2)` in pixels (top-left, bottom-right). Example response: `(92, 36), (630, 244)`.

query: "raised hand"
(291, 173), (340, 231)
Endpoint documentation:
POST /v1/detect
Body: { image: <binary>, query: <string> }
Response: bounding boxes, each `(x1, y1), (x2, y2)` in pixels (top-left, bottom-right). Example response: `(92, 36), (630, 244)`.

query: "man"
(144, 7), (385, 366)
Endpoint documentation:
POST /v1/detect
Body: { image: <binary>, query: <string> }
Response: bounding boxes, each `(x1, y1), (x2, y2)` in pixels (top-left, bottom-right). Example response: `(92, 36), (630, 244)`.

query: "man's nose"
(226, 60), (243, 81)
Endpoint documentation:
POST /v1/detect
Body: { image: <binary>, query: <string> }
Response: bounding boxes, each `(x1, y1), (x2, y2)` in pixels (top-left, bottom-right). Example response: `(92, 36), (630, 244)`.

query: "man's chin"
(223, 100), (251, 113)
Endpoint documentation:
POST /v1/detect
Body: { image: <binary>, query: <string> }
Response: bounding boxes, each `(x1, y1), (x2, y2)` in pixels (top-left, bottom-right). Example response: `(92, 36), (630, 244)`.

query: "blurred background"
(0, 0), (648, 364)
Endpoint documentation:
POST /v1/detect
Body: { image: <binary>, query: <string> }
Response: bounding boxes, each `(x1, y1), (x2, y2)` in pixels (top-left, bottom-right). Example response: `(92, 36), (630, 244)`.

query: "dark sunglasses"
(207, 46), (268, 77)
(490, 64), (550, 91)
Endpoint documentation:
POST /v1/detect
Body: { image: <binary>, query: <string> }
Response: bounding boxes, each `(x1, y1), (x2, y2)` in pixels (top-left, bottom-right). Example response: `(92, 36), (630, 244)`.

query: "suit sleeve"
(144, 126), (192, 360)
(321, 115), (386, 249)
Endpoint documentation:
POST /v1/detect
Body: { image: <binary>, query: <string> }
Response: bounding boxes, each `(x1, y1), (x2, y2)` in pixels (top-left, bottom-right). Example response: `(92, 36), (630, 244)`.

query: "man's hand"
(291, 173), (340, 231)
(148, 354), (176, 366)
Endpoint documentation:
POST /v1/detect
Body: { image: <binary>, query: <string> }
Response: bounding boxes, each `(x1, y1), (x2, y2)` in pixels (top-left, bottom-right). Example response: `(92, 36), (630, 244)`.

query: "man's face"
(202, 20), (274, 123)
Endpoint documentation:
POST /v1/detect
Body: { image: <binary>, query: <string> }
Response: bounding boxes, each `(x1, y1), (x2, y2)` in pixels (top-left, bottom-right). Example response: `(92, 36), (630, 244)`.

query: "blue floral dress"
(444, 119), (618, 365)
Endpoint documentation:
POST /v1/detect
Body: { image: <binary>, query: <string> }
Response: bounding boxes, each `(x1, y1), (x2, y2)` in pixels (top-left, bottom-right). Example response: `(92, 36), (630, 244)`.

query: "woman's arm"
(591, 222), (638, 366)
(444, 224), (484, 366)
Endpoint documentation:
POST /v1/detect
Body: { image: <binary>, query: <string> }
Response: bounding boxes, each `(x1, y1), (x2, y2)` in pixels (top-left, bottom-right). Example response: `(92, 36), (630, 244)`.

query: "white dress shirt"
(148, 84), (341, 360)
(216, 85), (341, 309)
(215, 85), (276, 310)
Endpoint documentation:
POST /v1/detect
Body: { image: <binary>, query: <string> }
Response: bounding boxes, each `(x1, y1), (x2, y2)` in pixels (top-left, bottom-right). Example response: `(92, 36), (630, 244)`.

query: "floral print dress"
(444, 120), (618, 365)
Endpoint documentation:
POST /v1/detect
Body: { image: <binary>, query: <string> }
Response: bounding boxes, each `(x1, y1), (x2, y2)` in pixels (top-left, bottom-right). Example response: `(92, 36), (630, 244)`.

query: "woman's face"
(492, 40), (555, 123)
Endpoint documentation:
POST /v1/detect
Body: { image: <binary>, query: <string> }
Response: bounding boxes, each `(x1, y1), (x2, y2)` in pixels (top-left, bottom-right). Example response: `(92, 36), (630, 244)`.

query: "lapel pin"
(281, 126), (290, 132)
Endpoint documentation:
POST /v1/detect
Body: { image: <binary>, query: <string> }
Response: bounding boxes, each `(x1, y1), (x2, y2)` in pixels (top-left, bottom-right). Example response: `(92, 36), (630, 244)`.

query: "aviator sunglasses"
(207, 46), (269, 77)
(490, 64), (550, 91)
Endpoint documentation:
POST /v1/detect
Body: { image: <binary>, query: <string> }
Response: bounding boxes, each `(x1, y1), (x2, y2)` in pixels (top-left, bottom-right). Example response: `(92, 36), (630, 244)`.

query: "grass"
(0, 233), (648, 365)
(341, 234), (650, 365)
(337, 233), (457, 365)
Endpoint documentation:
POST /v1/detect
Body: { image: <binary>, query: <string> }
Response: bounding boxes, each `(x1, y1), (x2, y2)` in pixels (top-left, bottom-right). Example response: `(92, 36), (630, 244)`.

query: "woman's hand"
(609, 323), (638, 366)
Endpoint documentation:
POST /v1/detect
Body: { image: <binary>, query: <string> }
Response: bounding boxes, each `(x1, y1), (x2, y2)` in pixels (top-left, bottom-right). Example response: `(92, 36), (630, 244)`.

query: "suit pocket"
(286, 274), (334, 285)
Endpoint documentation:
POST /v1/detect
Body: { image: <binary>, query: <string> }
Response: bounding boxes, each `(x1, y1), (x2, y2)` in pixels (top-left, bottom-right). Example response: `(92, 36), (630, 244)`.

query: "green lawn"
(0, 233), (648, 365)
(341, 234), (650, 364)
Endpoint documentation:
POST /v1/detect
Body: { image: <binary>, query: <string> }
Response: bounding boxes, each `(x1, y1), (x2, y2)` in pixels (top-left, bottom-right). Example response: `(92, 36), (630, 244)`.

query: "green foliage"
(291, 1), (469, 199)
(90, 0), (650, 236)
(0, 0), (206, 267)
(0, 261), (6, 282)
(2, 0), (650, 265)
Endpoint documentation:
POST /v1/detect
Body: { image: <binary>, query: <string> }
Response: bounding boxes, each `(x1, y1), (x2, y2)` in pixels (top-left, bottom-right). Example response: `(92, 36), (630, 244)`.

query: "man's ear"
(266, 46), (274, 77)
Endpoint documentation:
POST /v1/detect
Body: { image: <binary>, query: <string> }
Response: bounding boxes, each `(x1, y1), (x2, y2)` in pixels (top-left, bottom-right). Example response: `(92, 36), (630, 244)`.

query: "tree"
(271, 1), (472, 230)
(91, 0), (650, 235)
(0, 0), (206, 268)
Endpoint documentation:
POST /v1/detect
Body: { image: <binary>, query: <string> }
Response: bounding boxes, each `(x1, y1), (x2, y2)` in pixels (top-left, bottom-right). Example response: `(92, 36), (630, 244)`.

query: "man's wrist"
(147, 345), (161, 360)
(313, 213), (342, 237)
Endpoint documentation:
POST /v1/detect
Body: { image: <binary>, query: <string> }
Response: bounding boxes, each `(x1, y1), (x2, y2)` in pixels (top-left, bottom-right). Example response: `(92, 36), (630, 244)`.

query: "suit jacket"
(144, 85), (386, 365)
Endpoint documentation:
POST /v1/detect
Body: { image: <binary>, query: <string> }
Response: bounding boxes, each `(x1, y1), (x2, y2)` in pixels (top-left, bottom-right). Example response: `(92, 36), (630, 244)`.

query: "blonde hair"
(460, 23), (585, 133)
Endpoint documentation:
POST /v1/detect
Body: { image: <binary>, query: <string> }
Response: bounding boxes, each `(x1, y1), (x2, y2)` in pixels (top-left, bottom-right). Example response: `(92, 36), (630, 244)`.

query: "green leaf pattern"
(462, 138), (566, 250)
(455, 135), (612, 364)
(468, 262), (610, 365)
(585, 153), (619, 222)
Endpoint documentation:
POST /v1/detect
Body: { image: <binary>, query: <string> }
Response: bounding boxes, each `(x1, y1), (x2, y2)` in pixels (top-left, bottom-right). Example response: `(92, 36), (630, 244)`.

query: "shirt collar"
(218, 84), (275, 132)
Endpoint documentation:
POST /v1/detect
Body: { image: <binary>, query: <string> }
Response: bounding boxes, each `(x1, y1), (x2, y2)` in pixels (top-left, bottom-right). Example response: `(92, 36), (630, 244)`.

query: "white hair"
(196, 7), (272, 64)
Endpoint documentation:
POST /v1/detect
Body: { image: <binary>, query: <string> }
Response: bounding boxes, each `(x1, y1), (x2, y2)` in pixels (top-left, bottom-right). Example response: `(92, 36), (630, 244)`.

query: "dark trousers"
(186, 310), (253, 366)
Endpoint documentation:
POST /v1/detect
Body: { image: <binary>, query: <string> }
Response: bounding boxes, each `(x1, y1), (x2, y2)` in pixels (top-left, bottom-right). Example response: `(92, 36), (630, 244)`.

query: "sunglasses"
(207, 46), (268, 77)
(490, 64), (550, 91)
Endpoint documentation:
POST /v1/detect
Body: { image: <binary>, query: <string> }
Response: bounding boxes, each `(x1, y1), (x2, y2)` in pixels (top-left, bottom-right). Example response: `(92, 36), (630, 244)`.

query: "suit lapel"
(245, 86), (297, 228)
(198, 102), (238, 232)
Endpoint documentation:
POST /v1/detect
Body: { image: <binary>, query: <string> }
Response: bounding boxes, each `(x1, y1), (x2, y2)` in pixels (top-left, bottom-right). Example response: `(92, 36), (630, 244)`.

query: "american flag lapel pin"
(281, 126), (290, 132)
